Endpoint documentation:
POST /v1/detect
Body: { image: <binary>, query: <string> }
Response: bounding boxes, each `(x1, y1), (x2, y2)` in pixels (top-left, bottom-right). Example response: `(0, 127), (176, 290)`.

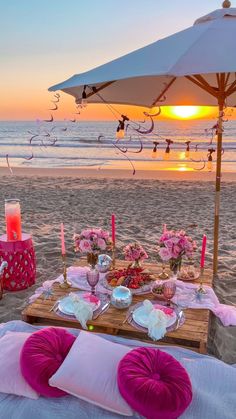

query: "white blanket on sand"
(0, 320), (235, 419)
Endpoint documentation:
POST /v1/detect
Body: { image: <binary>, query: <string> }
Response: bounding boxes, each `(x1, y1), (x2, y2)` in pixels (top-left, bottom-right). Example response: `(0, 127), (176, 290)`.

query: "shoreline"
(1, 166), (236, 181)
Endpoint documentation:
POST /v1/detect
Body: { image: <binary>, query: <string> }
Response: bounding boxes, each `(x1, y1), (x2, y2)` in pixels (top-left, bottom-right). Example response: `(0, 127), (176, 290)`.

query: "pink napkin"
(172, 280), (236, 327)
(83, 293), (100, 304)
(154, 304), (174, 316)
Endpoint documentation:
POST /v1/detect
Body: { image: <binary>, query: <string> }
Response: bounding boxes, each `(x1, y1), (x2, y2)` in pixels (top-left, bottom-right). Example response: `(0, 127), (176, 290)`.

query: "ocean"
(0, 120), (236, 172)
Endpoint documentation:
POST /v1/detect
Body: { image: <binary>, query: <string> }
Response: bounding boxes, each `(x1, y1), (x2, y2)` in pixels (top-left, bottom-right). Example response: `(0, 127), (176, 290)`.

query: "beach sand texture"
(0, 172), (235, 363)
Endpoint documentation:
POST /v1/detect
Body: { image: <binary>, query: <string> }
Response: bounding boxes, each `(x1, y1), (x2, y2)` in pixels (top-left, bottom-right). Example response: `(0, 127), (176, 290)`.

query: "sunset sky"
(0, 0), (227, 121)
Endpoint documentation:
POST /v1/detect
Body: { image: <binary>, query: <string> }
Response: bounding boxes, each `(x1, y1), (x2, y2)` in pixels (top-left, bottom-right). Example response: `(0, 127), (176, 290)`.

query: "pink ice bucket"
(0, 234), (36, 291)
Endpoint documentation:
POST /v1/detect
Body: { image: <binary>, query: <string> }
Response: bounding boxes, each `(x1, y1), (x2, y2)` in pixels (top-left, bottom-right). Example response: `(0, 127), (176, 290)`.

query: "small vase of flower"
(158, 228), (197, 279)
(123, 242), (148, 268)
(73, 228), (112, 269)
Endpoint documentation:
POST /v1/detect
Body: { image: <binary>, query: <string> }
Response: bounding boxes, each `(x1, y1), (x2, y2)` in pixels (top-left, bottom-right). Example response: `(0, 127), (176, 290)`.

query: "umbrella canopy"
(49, 3), (236, 275)
(49, 7), (236, 108)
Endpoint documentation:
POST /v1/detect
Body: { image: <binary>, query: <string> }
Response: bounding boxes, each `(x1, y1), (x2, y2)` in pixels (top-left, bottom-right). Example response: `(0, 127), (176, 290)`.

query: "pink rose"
(100, 230), (109, 240)
(172, 244), (181, 258)
(92, 228), (101, 236)
(97, 238), (106, 250)
(160, 233), (170, 242)
(80, 239), (92, 253)
(164, 239), (174, 249)
(81, 229), (91, 239)
(178, 237), (186, 247)
(159, 247), (171, 261)
(131, 249), (140, 260)
(171, 237), (180, 245)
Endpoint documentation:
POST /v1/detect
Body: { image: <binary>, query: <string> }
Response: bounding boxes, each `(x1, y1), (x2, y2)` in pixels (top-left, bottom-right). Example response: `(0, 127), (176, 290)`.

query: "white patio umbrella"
(49, 1), (236, 274)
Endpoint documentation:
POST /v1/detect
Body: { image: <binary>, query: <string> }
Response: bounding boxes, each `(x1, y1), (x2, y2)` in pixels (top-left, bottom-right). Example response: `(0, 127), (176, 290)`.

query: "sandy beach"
(0, 168), (235, 364)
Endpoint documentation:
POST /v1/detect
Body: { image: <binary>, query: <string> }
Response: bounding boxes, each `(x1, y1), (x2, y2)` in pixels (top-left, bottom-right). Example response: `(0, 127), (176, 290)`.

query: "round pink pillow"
(117, 347), (192, 419)
(20, 327), (76, 397)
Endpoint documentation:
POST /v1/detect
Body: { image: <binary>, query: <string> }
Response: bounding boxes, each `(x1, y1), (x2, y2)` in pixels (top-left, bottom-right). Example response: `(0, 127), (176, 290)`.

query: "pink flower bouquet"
(123, 242), (148, 262)
(158, 228), (197, 273)
(73, 228), (111, 254)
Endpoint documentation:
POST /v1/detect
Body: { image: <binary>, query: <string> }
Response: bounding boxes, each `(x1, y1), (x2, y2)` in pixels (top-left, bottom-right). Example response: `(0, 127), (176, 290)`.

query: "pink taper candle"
(111, 214), (116, 245)
(163, 224), (167, 233)
(200, 234), (207, 268)
(61, 223), (66, 255)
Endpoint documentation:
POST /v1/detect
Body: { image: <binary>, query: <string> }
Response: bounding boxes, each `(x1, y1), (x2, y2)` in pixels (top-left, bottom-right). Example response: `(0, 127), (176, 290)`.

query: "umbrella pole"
(213, 97), (224, 275)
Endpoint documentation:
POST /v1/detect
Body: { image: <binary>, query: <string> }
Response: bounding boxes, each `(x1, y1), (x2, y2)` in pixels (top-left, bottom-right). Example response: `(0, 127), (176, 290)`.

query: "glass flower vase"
(169, 258), (182, 280)
(87, 252), (98, 269)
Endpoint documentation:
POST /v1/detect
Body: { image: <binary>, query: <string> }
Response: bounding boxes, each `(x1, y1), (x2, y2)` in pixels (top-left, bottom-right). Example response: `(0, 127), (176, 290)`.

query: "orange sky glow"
(1, 0), (234, 123)
(0, 86), (220, 121)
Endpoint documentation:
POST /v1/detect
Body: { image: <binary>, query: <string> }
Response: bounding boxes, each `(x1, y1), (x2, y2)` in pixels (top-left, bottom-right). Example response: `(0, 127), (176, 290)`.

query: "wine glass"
(163, 280), (176, 306)
(86, 269), (99, 295)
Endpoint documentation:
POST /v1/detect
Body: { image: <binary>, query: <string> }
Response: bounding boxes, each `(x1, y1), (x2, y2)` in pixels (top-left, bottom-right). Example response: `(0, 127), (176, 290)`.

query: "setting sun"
(161, 105), (217, 120)
(171, 106), (199, 119)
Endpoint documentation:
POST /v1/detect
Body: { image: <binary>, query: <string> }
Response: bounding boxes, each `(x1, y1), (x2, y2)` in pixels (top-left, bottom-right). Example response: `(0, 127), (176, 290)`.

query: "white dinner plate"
(58, 292), (100, 316)
(132, 304), (177, 328)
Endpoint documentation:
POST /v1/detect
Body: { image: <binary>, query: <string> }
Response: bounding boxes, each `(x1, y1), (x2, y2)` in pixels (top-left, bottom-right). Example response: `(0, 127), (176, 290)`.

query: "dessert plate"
(177, 271), (200, 281)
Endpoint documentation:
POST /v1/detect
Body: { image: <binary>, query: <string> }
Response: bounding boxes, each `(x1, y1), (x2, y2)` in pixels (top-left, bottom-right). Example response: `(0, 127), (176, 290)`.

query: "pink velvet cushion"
(20, 327), (76, 397)
(118, 347), (192, 419)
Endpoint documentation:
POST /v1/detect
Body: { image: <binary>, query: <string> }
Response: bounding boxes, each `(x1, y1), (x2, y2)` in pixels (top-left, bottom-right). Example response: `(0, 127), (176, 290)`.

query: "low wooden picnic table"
(22, 260), (213, 354)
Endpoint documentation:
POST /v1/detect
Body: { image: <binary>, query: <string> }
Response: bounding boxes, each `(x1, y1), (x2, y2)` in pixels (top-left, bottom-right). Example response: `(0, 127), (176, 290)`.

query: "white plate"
(132, 304), (177, 328)
(58, 292), (100, 316)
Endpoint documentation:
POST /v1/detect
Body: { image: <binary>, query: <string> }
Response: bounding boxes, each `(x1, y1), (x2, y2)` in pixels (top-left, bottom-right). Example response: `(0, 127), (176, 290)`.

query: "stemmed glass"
(163, 280), (176, 306)
(86, 269), (99, 295)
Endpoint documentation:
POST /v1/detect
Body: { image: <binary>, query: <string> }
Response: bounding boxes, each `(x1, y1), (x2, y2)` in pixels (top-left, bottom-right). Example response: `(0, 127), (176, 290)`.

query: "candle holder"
(158, 263), (169, 280)
(196, 267), (206, 295)
(111, 242), (116, 270)
(5, 199), (22, 241)
(59, 254), (72, 289)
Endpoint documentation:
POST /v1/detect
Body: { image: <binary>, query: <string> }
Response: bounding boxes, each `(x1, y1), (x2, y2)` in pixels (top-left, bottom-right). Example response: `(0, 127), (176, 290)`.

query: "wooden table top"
(22, 260), (213, 354)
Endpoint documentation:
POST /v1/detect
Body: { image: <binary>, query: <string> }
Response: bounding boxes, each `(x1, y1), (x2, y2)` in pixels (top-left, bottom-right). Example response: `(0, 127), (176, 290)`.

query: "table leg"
(199, 340), (207, 354)
(21, 313), (36, 324)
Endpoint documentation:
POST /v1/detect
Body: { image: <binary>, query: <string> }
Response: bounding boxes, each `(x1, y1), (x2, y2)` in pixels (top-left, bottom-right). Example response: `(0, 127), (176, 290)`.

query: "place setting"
(50, 291), (110, 328)
(119, 276), (185, 340)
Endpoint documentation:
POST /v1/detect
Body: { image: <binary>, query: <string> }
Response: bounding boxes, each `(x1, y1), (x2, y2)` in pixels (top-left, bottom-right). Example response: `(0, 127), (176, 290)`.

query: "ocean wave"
(1, 120), (236, 169)
(0, 139), (236, 151)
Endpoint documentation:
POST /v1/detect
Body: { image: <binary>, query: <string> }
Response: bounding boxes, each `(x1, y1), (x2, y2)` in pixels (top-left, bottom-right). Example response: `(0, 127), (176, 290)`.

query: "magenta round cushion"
(20, 327), (76, 397)
(118, 347), (192, 419)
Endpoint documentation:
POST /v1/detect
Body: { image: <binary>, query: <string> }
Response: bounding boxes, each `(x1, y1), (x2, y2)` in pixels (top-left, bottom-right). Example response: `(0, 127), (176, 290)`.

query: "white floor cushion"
(0, 332), (39, 399)
(49, 331), (132, 416)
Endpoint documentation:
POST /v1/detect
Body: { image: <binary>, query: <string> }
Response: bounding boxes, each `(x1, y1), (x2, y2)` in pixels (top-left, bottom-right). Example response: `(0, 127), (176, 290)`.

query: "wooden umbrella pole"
(213, 90), (224, 275)
(184, 74), (226, 275)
